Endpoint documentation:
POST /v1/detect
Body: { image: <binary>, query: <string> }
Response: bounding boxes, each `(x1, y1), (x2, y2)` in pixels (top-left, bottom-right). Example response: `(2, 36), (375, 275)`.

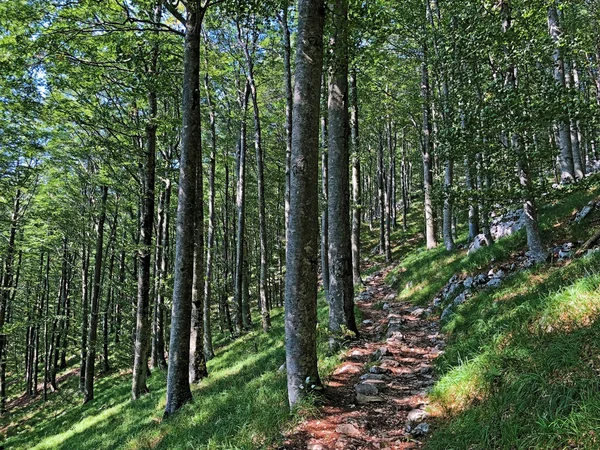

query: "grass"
(427, 253), (600, 450)
(4, 176), (600, 449)
(2, 293), (346, 450)
(417, 178), (600, 450)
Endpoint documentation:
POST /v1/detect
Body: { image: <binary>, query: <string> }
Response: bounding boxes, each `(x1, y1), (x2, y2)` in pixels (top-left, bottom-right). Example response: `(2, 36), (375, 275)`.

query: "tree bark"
(548, 3), (575, 183)
(0, 190), (20, 412)
(279, 2), (293, 239)
(132, 27), (158, 396)
(203, 60), (216, 359)
(421, 43), (437, 249)
(378, 136), (386, 255)
(502, 0), (547, 263)
(350, 70), (362, 286)
(321, 108), (329, 297)
(83, 185), (108, 403)
(238, 23), (271, 332)
(189, 144), (207, 383)
(327, 0), (358, 337)
(285, 0), (325, 409)
(465, 154), (479, 242)
(164, 2), (207, 417)
(234, 82), (250, 335)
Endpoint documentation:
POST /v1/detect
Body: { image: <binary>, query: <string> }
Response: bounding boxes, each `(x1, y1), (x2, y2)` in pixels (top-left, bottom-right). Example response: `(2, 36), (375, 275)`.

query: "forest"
(1, 0), (600, 449)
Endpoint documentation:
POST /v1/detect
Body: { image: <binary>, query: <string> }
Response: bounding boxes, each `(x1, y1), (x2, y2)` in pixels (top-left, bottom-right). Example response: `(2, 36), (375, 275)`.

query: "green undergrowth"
(386, 179), (600, 306)
(428, 251), (600, 450)
(385, 178), (600, 449)
(2, 293), (346, 450)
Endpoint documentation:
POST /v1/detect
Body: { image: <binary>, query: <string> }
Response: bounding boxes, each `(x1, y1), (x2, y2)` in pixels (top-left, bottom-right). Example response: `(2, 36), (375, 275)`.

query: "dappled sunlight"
(535, 274), (600, 334)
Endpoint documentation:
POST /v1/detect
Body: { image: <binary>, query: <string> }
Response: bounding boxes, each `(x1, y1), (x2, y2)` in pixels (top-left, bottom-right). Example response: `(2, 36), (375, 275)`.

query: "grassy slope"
(2, 297), (344, 450)
(4, 177), (600, 450)
(384, 178), (600, 449)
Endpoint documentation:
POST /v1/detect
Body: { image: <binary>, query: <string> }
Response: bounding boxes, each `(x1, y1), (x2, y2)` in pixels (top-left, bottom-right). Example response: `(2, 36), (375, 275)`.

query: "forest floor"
(278, 265), (443, 450)
(4, 177), (600, 450)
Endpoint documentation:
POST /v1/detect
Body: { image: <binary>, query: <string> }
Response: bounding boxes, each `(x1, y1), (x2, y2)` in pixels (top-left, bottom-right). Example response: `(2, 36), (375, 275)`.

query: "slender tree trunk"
(279, 2), (293, 239)
(103, 239), (115, 373)
(350, 70), (362, 286)
(238, 24), (271, 332)
(203, 62), (216, 359)
(83, 185), (108, 403)
(163, 2), (208, 417)
(548, 4), (575, 182)
(442, 156), (454, 251)
(285, 0), (325, 409)
(421, 43), (437, 250)
(0, 190), (20, 413)
(189, 143), (207, 383)
(477, 152), (494, 245)
(465, 154), (479, 242)
(378, 135), (386, 254)
(402, 136), (409, 231)
(132, 32), (158, 396)
(152, 179), (169, 369)
(327, 0), (358, 337)
(321, 110), (329, 297)
(502, 0), (547, 263)
(79, 240), (89, 391)
(220, 152), (234, 337)
(385, 121), (393, 262)
(234, 82), (250, 335)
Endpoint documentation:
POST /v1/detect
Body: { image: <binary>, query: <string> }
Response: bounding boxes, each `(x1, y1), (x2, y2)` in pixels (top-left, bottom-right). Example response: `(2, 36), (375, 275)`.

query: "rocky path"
(279, 266), (444, 450)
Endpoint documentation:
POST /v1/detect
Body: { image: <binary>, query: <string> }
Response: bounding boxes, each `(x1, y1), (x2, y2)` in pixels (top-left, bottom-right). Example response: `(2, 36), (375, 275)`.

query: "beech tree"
(285, 0), (325, 409)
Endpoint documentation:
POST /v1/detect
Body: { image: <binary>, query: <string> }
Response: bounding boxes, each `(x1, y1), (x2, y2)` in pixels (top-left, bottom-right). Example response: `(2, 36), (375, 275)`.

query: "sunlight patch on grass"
(31, 401), (127, 450)
(535, 273), (600, 334)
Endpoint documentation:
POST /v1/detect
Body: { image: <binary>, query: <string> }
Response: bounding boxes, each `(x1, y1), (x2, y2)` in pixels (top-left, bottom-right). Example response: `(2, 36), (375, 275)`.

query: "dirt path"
(279, 266), (444, 450)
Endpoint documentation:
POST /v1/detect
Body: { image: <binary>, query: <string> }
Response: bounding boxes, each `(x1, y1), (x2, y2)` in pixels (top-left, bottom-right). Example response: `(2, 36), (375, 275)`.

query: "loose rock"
(369, 366), (391, 374)
(410, 422), (430, 436)
(335, 423), (361, 437)
(407, 409), (429, 423)
(355, 393), (385, 404)
(355, 382), (379, 396)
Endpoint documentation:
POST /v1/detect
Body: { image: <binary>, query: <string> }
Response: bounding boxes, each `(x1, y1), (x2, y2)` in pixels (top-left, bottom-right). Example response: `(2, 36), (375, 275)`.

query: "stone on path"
(355, 382), (379, 396)
(407, 409), (429, 423)
(369, 366), (391, 374)
(410, 422), (430, 436)
(307, 444), (328, 450)
(360, 373), (387, 381)
(356, 393), (385, 404)
(374, 346), (389, 359)
(335, 423), (361, 437)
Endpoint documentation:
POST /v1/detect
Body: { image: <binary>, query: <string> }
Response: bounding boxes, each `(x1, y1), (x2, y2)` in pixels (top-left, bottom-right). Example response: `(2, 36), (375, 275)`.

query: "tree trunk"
(0, 190), (20, 412)
(327, 0), (358, 337)
(234, 82), (250, 335)
(203, 62), (216, 359)
(152, 179), (169, 370)
(465, 154), (479, 242)
(189, 145), (207, 383)
(548, 4), (575, 183)
(378, 135), (386, 254)
(442, 156), (454, 251)
(285, 0), (325, 409)
(350, 70), (362, 286)
(238, 23), (271, 332)
(320, 110), (329, 297)
(164, 2), (207, 417)
(502, 0), (547, 263)
(83, 185), (108, 403)
(421, 44), (437, 250)
(132, 33), (158, 396)
(279, 2), (293, 239)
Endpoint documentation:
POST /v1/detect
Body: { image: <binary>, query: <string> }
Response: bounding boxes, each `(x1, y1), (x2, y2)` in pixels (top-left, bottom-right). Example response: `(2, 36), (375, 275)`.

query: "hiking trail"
(279, 265), (444, 450)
